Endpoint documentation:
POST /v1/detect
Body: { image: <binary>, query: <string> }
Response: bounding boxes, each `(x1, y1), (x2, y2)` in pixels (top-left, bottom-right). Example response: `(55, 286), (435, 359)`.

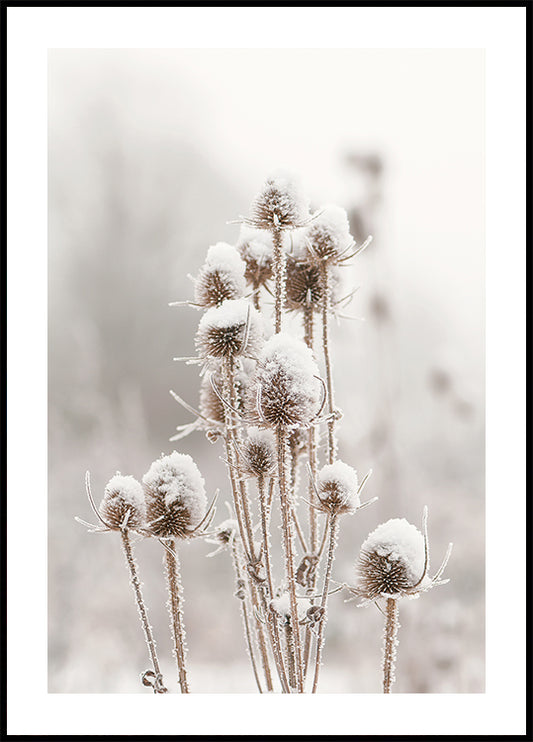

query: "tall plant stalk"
(311, 512), (339, 693)
(163, 540), (189, 693)
(383, 597), (400, 693)
(319, 262), (337, 464)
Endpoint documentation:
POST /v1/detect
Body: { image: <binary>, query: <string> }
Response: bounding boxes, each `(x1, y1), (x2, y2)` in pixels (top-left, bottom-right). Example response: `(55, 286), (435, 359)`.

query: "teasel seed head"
(355, 519), (426, 600)
(143, 451), (207, 539)
(99, 474), (146, 531)
(236, 225), (274, 288)
(195, 298), (264, 359)
(241, 426), (277, 477)
(305, 204), (353, 264)
(247, 332), (321, 429)
(315, 461), (359, 515)
(199, 363), (247, 423)
(211, 518), (239, 546)
(248, 172), (310, 231)
(194, 242), (247, 307)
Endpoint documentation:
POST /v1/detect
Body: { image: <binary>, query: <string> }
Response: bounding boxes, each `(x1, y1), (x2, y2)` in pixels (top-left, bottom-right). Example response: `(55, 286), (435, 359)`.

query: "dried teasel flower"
(198, 362), (248, 424)
(194, 242), (247, 307)
(241, 426), (277, 477)
(99, 473), (146, 531)
(143, 452), (207, 539)
(236, 225), (274, 289)
(247, 332), (322, 430)
(247, 172), (310, 231)
(195, 299), (264, 359)
(315, 461), (359, 516)
(305, 204), (353, 264)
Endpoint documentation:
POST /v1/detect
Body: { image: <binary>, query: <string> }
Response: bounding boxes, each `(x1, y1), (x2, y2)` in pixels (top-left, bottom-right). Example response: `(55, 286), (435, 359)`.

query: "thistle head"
(194, 242), (247, 307)
(99, 474), (146, 531)
(355, 518), (426, 600)
(195, 299), (264, 359)
(143, 452), (207, 539)
(241, 427), (277, 477)
(236, 225), (274, 288)
(248, 172), (310, 231)
(247, 332), (322, 429)
(305, 204), (353, 264)
(316, 461), (359, 515)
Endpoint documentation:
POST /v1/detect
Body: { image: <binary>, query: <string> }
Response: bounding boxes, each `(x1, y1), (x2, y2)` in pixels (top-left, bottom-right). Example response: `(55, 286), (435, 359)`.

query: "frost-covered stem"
(383, 597), (400, 694)
(303, 303), (314, 350)
(251, 582), (274, 693)
(258, 474), (291, 693)
(319, 261), (337, 464)
(120, 530), (166, 693)
(230, 540), (264, 693)
(164, 539), (189, 693)
(303, 305), (319, 554)
(272, 226), (286, 333)
(276, 425), (304, 692)
(312, 513), (339, 693)
(252, 283), (261, 311)
(284, 620), (297, 690)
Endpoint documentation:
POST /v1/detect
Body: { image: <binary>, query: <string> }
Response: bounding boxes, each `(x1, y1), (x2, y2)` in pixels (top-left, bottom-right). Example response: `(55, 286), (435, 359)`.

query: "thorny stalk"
(120, 530), (167, 693)
(272, 225), (286, 333)
(312, 512), (339, 693)
(383, 597), (400, 693)
(319, 261), (337, 464)
(163, 539), (189, 693)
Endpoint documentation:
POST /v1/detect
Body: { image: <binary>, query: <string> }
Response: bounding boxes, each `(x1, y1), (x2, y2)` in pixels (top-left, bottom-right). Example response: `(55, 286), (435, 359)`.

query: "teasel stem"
(120, 529), (167, 693)
(276, 425), (304, 692)
(252, 282), (261, 311)
(230, 538), (264, 693)
(383, 597), (400, 693)
(312, 512), (339, 693)
(319, 261), (337, 464)
(272, 225), (286, 333)
(163, 538), (189, 693)
(284, 619), (297, 690)
(258, 474), (291, 693)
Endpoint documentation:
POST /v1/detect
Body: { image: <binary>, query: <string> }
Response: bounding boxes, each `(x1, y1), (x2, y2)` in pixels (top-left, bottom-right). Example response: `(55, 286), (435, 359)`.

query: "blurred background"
(48, 49), (484, 693)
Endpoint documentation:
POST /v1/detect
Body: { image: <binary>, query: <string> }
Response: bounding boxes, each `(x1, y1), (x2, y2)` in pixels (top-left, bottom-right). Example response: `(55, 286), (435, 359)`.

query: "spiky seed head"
(247, 332), (321, 429)
(195, 299), (264, 359)
(99, 474), (146, 531)
(236, 225), (274, 288)
(194, 242), (247, 307)
(142, 452), (207, 539)
(242, 427), (277, 477)
(305, 204), (352, 263)
(317, 461), (359, 515)
(355, 518), (426, 600)
(211, 518), (239, 545)
(248, 172), (310, 231)
(199, 364), (247, 423)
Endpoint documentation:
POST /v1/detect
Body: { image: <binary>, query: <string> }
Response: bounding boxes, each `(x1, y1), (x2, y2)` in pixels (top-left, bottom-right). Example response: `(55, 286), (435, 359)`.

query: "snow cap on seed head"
(99, 474), (146, 531)
(194, 242), (247, 307)
(317, 461), (359, 515)
(248, 170), (310, 231)
(305, 204), (353, 263)
(247, 332), (322, 429)
(236, 225), (275, 288)
(195, 298), (264, 359)
(355, 518), (426, 599)
(142, 451), (207, 538)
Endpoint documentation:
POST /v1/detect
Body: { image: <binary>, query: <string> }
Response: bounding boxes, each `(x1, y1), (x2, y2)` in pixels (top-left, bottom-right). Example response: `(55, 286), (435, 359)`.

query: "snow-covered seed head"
(247, 332), (322, 429)
(241, 427), (277, 477)
(236, 226), (274, 288)
(195, 299), (264, 359)
(286, 254), (342, 312)
(194, 242), (247, 307)
(305, 204), (353, 263)
(143, 452), (207, 539)
(199, 364), (247, 423)
(211, 518), (239, 545)
(356, 518), (426, 600)
(99, 474), (146, 531)
(317, 461), (359, 515)
(248, 172), (310, 231)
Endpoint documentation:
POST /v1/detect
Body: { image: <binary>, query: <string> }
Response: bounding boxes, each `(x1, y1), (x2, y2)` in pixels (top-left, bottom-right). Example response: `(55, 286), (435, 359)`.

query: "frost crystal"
(248, 172), (310, 230)
(317, 461), (359, 514)
(356, 518), (426, 599)
(100, 474), (146, 531)
(143, 451), (207, 538)
(194, 242), (247, 307)
(195, 299), (264, 358)
(305, 204), (352, 263)
(247, 332), (321, 429)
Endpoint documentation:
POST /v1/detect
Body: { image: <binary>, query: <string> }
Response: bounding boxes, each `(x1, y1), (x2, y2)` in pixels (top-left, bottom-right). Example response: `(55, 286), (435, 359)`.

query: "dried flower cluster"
(80, 172), (452, 695)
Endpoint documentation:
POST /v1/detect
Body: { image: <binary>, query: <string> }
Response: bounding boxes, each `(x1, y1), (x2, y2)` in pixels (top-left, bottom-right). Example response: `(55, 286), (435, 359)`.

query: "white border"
(6, 5), (526, 736)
